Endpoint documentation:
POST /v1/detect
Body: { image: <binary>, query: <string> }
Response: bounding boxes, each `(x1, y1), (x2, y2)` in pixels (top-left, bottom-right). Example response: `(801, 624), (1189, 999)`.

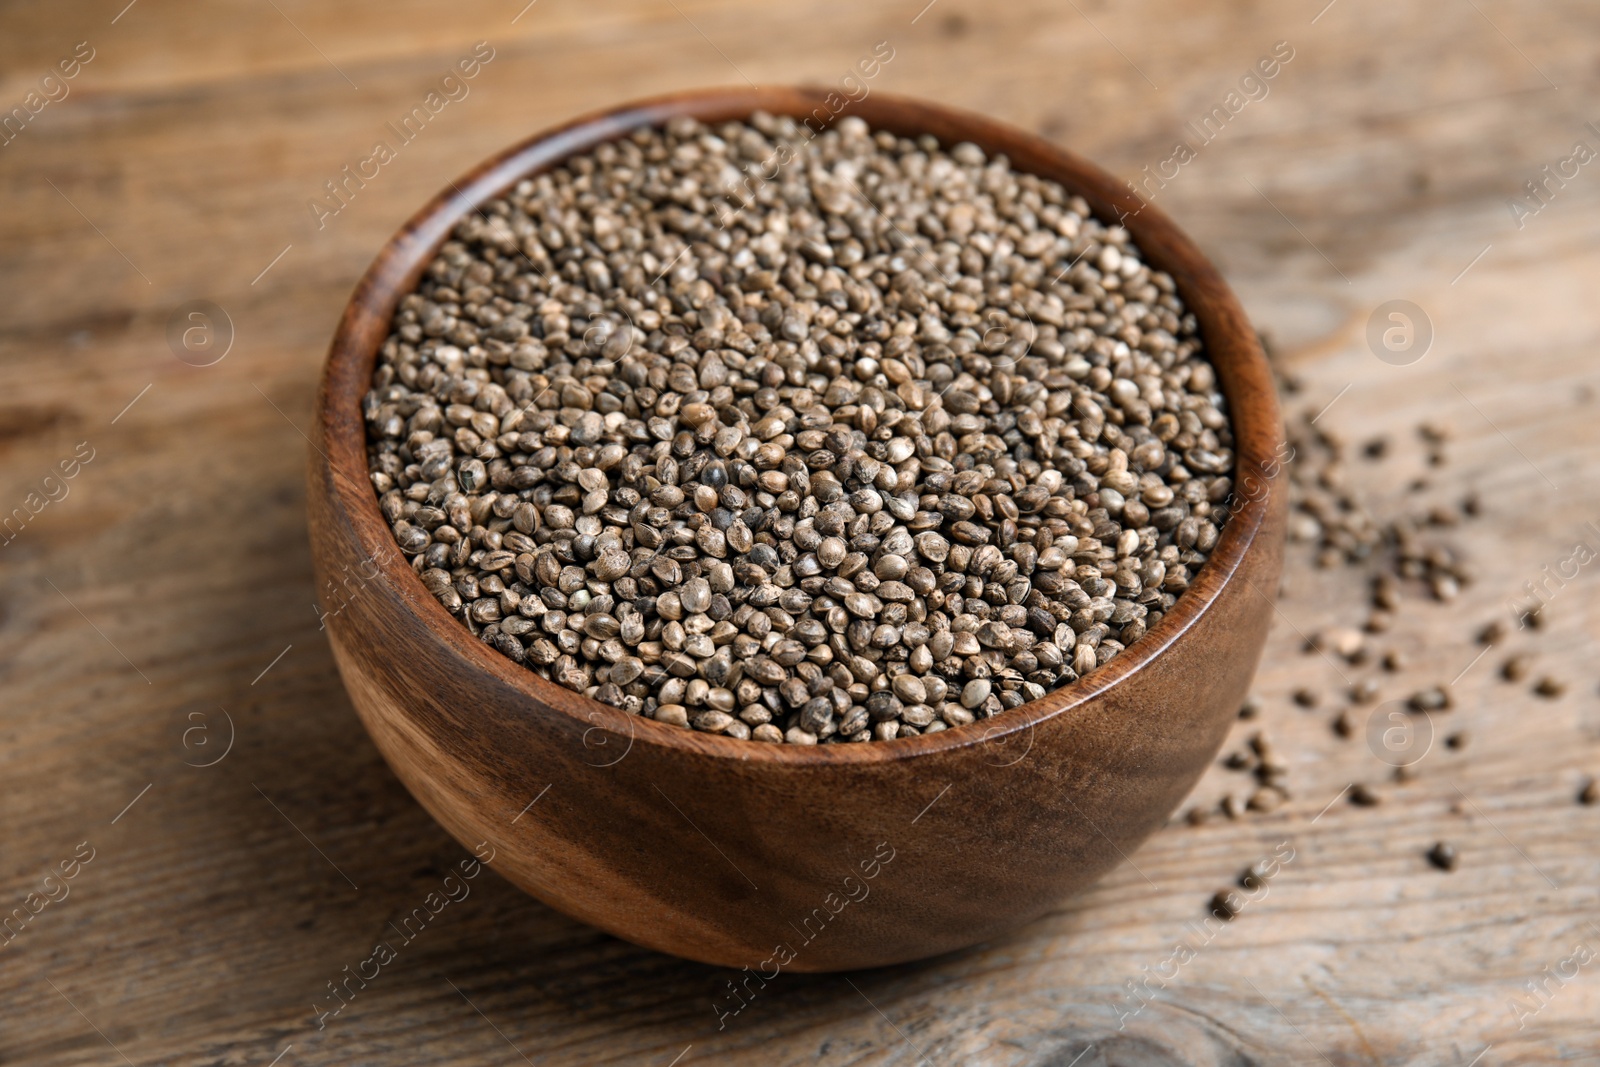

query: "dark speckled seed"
(1349, 783), (1380, 807)
(1426, 841), (1458, 871)
(583, 613), (620, 639)
(680, 578), (711, 613)
(593, 550), (630, 581)
(365, 114), (1228, 744)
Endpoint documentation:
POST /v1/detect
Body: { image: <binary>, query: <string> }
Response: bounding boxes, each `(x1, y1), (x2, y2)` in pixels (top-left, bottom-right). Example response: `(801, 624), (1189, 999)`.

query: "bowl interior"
(316, 85), (1282, 765)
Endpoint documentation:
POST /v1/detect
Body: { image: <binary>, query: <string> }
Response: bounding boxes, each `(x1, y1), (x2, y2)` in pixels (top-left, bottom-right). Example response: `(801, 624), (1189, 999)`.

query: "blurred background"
(3, 1), (1597, 1064)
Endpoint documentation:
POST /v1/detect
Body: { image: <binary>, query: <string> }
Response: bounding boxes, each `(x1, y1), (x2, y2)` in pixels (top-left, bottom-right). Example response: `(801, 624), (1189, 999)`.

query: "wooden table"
(4, 1), (1597, 1063)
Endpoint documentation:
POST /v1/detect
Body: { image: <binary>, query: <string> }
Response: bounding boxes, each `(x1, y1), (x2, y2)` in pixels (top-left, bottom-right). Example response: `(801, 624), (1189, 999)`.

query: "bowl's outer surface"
(309, 87), (1286, 972)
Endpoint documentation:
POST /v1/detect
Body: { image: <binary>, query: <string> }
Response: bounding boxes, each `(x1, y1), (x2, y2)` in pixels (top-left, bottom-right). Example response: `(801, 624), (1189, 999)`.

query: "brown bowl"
(308, 86), (1286, 972)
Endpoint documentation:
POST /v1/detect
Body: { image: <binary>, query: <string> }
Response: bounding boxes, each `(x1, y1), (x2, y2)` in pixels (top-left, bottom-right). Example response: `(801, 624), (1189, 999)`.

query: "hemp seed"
(363, 113), (1232, 743)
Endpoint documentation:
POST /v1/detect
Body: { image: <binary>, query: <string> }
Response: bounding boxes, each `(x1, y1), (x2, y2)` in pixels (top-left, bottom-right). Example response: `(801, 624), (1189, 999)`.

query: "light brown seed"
(1408, 686), (1451, 712)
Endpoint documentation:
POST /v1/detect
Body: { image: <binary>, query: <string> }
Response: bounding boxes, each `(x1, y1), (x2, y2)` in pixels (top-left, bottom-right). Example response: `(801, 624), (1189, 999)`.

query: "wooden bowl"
(309, 86), (1286, 972)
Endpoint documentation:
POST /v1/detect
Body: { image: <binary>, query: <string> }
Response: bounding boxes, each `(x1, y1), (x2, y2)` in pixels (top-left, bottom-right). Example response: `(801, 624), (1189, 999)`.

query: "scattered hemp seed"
(1580, 779), (1599, 806)
(1293, 687), (1319, 709)
(1332, 710), (1354, 739)
(1320, 626), (1365, 660)
(1277, 393), (1479, 602)
(1250, 733), (1289, 785)
(1240, 858), (1277, 890)
(1417, 420), (1451, 445)
(1501, 654), (1534, 682)
(1223, 749), (1255, 771)
(1238, 695), (1261, 720)
(1426, 841), (1458, 872)
(1534, 677), (1567, 699)
(1477, 620), (1506, 646)
(1210, 890), (1242, 920)
(1248, 787), (1284, 813)
(1445, 730), (1469, 751)
(1186, 805), (1212, 826)
(1408, 686), (1451, 713)
(1381, 649), (1405, 672)
(363, 114), (1234, 743)
(1349, 783), (1381, 807)
(1350, 678), (1380, 704)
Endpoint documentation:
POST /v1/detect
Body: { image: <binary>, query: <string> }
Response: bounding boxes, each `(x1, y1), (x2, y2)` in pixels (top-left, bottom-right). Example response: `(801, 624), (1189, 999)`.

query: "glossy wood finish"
(307, 86), (1286, 970)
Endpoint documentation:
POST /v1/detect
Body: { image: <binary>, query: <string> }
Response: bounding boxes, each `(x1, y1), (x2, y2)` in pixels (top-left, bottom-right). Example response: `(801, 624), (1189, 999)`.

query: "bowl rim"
(314, 85), (1282, 767)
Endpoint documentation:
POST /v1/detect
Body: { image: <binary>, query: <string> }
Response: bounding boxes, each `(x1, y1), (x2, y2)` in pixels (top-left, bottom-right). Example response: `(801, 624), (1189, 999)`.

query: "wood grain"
(2, 0), (1598, 1062)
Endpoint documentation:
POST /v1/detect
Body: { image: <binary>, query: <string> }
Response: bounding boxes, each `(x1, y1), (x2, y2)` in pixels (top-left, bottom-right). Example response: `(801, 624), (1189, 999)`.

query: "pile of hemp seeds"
(1192, 357), (1595, 908)
(363, 112), (1236, 743)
